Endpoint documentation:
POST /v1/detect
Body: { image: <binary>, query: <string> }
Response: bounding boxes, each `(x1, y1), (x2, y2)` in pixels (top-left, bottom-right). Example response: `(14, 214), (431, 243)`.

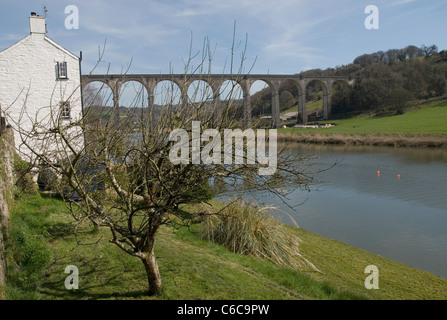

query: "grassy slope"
(5, 194), (447, 300)
(280, 101), (447, 137)
(281, 100), (323, 115)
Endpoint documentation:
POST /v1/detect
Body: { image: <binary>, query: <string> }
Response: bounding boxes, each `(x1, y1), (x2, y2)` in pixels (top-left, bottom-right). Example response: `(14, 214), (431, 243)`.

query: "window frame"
(56, 61), (68, 80)
(60, 101), (71, 120)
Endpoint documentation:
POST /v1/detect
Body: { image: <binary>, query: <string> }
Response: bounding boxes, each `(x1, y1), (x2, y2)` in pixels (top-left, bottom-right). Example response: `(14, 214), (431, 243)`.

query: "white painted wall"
(0, 15), (83, 162)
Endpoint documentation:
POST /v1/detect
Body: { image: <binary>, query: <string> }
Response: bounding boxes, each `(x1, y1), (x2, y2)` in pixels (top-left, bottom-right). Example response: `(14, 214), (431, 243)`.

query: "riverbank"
(278, 132), (447, 148)
(4, 193), (447, 300)
(278, 101), (447, 148)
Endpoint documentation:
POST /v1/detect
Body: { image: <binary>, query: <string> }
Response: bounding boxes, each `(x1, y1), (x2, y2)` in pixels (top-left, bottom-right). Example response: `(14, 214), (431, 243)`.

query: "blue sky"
(1, 0), (446, 76)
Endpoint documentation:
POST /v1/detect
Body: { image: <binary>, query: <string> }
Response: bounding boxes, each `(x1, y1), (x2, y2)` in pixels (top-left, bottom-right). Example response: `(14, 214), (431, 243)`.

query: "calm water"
(231, 143), (447, 279)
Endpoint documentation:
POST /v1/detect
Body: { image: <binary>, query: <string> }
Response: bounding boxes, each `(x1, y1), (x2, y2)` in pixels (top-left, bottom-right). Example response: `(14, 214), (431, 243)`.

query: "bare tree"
(386, 49), (400, 64)
(405, 45), (422, 59)
(7, 38), (315, 296)
(82, 82), (107, 113)
(421, 44), (438, 59)
(396, 49), (408, 62)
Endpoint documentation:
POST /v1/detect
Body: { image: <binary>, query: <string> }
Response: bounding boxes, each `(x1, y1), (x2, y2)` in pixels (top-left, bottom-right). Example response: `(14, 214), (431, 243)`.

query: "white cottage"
(0, 13), (83, 162)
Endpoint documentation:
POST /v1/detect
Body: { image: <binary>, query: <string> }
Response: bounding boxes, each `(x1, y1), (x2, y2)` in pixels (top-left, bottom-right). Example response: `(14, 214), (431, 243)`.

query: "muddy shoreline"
(277, 132), (447, 148)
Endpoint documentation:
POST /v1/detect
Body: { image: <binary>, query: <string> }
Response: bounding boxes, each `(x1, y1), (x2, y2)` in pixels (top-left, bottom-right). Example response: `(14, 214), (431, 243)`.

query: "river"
(223, 143), (447, 279)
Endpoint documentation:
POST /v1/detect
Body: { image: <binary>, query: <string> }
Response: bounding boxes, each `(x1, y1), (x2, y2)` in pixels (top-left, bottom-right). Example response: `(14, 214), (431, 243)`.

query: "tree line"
(250, 44), (447, 118)
(330, 44), (447, 115)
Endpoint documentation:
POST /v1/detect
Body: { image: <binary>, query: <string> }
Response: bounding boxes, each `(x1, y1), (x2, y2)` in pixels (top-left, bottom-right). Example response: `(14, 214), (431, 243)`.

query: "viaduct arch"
(82, 74), (356, 128)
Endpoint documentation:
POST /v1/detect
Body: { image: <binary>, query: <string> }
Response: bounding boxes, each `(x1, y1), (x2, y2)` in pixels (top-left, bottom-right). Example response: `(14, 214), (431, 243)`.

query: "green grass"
(4, 195), (66, 299)
(281, 100), (323, 115)
(4, 193), (447, 300)
(281, 101), (447, 137)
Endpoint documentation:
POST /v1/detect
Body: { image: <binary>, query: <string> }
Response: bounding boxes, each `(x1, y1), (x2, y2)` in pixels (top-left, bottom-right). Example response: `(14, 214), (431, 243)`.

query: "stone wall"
(0, 127), (15, 286)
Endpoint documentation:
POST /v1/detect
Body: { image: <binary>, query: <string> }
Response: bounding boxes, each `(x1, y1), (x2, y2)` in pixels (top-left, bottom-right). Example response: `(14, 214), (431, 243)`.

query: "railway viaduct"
(82, 74), (355, 128)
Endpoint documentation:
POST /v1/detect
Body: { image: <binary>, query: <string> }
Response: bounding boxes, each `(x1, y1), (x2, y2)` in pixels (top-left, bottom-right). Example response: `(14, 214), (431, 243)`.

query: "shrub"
(37, 166), (57, 191)
(200, 200), (319, 271)
(13, 154), (37, 196)
(391, 87), (413, 115)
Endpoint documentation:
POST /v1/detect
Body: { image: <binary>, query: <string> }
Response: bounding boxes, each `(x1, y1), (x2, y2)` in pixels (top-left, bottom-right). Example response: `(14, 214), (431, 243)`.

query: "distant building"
(0, 13), (83, 161)
(280, 111), (298, 122)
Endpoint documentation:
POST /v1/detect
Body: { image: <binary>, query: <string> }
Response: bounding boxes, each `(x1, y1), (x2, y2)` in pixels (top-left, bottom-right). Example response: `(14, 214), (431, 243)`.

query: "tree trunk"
(141, 236), (162, 296)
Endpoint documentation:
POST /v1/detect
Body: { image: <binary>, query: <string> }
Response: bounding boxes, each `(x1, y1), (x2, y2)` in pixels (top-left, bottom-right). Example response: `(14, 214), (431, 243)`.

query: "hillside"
(251, 44), (447, 120)
(278, 99), (447, 147)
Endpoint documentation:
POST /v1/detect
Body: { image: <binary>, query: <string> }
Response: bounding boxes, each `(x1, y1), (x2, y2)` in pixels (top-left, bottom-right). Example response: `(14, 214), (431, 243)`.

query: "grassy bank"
(281, 99), (322, 115)
(278, 132), (447, 148)
(279, 101), (447, 147)
(4, 193), (447, 300)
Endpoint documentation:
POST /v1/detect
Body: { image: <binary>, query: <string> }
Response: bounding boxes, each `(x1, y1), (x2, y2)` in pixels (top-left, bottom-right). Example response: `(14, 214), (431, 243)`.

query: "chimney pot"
(29, 13), (46, 34)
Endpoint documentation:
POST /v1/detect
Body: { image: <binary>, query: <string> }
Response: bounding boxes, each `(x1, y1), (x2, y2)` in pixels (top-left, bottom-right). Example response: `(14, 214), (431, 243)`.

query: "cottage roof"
(0, 14), (79, 60)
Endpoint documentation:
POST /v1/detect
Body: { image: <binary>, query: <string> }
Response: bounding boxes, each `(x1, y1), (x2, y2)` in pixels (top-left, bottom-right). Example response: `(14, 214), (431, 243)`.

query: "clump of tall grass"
(200, 200), (320, 272)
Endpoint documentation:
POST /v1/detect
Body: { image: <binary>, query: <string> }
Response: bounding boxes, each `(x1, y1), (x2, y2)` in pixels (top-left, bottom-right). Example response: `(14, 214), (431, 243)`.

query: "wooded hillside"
(251, 44), (447, 118)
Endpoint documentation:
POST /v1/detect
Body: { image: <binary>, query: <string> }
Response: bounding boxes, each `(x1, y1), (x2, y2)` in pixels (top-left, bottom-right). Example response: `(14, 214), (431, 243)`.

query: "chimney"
(29, 12), (46, 34)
